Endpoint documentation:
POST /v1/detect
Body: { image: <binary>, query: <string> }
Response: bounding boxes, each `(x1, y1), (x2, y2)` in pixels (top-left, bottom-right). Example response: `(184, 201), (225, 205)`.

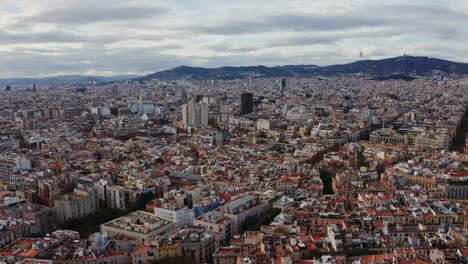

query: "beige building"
(327, 224), (343, 251)
(54, 186), (99, 225)
(222, 194), (269, 235)
(394, 171), (444, 190)
(106, 185), (130, 210)
(176, 227), (216, 264)
(101, 211), (176, 245)
(193, 210), (233, 244)
(429, 250), (445, 264)
(370, 128), (413, 146)
(20, 203), (54, 235)
(0, 155), (31, 182)
(256, 119), (271, 130)
(131, 244), (159, 264)
(370, 129), (451, 150)
(414, 134), (450, 150)
(449, 226), (468, 247)
(182, 102), (209, 127)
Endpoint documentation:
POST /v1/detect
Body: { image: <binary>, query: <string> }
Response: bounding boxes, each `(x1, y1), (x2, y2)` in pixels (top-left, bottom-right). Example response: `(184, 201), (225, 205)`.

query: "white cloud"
(0, 0), (467, 77)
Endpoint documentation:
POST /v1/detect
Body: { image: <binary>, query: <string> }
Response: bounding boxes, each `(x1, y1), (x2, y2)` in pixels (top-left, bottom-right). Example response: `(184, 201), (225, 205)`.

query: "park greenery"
(60, 191), (157, 237)
(242, 207), (282, 232)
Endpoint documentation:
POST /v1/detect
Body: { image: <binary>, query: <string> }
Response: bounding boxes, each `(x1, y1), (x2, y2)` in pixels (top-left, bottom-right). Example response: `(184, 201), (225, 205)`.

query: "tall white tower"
(181, 102), (208, 127)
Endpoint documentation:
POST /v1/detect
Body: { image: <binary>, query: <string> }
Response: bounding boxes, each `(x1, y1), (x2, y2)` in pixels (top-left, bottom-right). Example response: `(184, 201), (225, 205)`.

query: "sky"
(0, 0), (468, 77)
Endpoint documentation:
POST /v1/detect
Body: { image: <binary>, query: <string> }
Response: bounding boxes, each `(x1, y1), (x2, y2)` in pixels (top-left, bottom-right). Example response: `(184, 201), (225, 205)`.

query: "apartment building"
(101, 211), (176, 245)
(54, 186), (99, 225)
(222, 194), (269, 235)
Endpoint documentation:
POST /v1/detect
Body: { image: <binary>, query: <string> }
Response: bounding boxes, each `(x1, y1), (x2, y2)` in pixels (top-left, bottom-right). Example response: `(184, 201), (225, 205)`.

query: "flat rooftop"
(102, 210), (172, 235)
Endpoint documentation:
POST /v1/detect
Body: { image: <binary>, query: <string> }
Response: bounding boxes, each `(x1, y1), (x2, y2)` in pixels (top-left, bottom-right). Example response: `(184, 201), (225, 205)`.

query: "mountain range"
(0, 75), (139, 86)
(140, 56), (468, 81)
(2, 56), (468, 86)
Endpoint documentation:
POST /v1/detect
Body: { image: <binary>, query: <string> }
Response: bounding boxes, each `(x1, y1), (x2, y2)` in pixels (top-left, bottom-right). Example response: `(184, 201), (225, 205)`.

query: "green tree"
(320, 170), (336, 194)
(126, 192), (156, 212)
(60, 208), (125, 238)
(242, 207), (281, 232)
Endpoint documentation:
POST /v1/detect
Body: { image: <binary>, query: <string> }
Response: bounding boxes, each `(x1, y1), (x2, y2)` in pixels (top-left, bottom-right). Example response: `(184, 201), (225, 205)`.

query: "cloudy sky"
(0, 0), (468, 77)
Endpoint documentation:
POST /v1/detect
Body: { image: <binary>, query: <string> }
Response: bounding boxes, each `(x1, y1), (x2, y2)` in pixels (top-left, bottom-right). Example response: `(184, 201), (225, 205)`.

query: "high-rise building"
(280, 78), (286, 91)
(240, 92), (254, 115)
(5, 86), (11, 91)
(180, 90), (188, 104)
(182, 102), (209, 127)
(112, 85), (119, 97)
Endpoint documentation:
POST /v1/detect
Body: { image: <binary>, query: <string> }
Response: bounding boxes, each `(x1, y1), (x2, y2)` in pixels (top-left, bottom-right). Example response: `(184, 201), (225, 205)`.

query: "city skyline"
(1, 0), (468, 77)
(1, 1), (468, 263)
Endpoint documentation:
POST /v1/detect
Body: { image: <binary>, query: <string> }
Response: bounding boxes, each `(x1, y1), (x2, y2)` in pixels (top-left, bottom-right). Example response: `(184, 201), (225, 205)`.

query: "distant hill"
(0, 75), (139, 86)
(140, 65), (320, 81)
(4, 56), (468, 85)
(316, 56), (468, 76)
(139, 56), (468, 81)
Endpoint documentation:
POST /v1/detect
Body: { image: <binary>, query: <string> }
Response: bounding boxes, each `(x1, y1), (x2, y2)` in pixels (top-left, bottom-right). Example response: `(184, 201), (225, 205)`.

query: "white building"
(90, 107), (111, 117)
(154, 206), (194, 228)
(182, 102), (208, 127)
(257, 119), (271, 130)
(154, 190), (195, 228)
(0, 155), (31, 182)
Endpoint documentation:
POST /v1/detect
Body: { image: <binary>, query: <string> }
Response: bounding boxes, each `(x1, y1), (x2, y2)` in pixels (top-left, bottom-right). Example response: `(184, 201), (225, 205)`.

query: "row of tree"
(60, 192), (157, 237)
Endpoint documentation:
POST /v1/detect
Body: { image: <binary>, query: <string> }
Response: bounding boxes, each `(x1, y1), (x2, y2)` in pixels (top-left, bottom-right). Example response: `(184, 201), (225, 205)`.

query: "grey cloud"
(186, 3), (468, 37)
(186, 12), (387, 35)
(153, 44), (183, 50)
(367, 4), (468, 39)
(270, 14), (383, 31)
(0, 46), (185, 77)
(184, 3), (468, 53)
(1, 1), (468, 77)
(0, 30), (85, 44)
(21, 5), (168, 26)
(207, 43), (258, 53)
(0, 29), (179, 48)
(228, 47), (259, 52)
(376, 4), (468, 21)
(268, 35), (340, 48)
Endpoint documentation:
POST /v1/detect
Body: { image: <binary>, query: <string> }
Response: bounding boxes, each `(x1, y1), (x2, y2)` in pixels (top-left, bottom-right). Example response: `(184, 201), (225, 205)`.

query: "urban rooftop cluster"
(0, 74), (466, 264)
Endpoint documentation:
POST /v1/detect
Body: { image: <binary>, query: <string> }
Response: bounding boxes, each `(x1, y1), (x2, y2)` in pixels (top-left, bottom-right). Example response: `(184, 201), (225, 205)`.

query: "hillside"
(0, 75), (139, 86)
(139, 56), (468, 81)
